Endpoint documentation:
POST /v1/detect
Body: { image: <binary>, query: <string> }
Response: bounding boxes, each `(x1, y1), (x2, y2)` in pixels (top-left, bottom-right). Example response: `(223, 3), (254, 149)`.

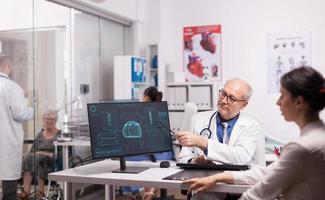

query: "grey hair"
(243, 84), (253, 100)
(0, 54), (13, 68)
(42, 109), (58, 120)
(226, 78), (253, 100)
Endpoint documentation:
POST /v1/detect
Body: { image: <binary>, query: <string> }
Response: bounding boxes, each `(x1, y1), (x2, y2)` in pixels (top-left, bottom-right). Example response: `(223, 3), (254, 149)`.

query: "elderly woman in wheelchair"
(18, 109), (62, 200)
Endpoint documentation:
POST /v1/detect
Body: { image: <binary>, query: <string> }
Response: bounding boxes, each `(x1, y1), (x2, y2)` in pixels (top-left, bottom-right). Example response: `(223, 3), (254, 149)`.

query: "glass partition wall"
(0, 0), (129, 197)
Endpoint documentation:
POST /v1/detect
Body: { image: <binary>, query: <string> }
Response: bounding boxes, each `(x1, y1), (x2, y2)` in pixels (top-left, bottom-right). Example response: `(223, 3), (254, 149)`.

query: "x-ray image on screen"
(88, 101), (173, 161)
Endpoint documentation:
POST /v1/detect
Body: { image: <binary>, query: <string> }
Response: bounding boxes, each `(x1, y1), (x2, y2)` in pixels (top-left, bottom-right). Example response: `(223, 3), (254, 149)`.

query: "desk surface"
(54, 138), (90, 147)
(49, 160), (251, 194)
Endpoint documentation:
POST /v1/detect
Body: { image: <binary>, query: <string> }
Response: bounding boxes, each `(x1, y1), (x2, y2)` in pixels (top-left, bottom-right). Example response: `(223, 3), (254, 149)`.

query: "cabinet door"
(114, 56), (132, 99)
(168, 112), (184, 132)
(189, 85), (213, 110)
(166, 86), (187, 111)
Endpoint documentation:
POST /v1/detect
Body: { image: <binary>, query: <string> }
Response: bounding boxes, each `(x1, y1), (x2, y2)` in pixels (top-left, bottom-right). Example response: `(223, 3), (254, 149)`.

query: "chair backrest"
(173, 102), (198, 159)
(255, 132), (266, 166)
(180, 102), (198, 131)
(189, 110), (215, 132)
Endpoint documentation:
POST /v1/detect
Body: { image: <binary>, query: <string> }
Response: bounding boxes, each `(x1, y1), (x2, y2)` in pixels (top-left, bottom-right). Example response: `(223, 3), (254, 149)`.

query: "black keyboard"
(176, 163), (249, 171)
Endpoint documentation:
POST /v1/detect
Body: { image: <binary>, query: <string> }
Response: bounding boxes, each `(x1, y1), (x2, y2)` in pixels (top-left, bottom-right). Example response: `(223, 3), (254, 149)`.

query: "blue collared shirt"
(216, 113), (240, 143)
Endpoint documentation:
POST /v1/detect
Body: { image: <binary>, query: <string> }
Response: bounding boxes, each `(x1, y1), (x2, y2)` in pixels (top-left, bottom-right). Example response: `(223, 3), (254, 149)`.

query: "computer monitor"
(87, 101), (173, 173)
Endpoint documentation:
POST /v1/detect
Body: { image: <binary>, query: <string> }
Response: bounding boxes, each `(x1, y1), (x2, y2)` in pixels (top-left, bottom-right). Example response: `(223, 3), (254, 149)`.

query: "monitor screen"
(87, 101), (173, 172)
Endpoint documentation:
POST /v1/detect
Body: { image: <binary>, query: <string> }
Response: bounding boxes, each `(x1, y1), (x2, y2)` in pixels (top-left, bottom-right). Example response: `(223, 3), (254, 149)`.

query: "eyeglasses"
(43, 116), (56, 121)
(218, 89), (247, 104)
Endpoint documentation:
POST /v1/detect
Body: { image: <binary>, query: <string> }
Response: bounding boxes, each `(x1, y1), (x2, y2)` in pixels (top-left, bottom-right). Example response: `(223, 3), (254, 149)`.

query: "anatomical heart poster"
(183, 25), (222, 82)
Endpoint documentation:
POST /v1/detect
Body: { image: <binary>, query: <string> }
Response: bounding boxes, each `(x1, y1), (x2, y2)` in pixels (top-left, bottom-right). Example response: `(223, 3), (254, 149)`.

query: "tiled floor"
(0, 187), (188, 200)
(115, 189), (187, 200)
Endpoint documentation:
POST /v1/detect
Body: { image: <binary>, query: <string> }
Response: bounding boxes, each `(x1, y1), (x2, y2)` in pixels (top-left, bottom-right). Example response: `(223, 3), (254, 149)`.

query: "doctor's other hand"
(176, 131), (208, 150)
(191, 155), (214, 165)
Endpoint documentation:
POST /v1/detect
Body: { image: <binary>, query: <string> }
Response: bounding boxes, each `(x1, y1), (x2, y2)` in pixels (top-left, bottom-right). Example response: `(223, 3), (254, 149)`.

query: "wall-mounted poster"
(267, 32), (311, 93)
(183, 25), (222, 82)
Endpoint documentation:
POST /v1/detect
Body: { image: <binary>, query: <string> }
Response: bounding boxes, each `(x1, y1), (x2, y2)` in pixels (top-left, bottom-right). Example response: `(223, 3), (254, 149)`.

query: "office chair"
(255, 131), (266, 167)
(180, 102), (198, 131)
(173, 102), (198, 159)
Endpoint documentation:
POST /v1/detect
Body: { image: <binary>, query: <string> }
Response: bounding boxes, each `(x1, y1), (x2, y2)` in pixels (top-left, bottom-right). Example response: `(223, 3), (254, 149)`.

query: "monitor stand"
(112, 157), (148, 174)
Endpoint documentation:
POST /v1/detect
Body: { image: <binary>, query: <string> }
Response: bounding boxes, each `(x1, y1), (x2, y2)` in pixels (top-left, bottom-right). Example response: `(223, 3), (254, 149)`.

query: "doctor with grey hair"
(0, 54), (34, 200)
(177, 78), (262, 200)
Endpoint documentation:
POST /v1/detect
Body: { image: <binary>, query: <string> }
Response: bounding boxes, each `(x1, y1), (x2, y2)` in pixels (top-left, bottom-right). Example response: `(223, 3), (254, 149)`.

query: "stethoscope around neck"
(199, 111), (218, 139)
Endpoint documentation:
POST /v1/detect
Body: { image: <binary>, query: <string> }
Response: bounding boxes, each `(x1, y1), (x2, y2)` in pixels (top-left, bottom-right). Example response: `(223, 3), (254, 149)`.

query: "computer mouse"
(160, 161), (170, 168)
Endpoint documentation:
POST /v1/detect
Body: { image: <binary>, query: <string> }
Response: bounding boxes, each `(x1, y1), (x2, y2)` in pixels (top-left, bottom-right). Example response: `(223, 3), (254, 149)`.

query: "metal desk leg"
(105, 185), (115, 200)
(62, 145), (72, 200)
(63, 183), (72, 200)
(62, 145), (69, 169)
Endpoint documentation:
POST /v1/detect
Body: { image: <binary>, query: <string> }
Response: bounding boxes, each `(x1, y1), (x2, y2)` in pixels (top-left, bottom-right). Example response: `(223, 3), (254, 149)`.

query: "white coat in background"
(0, 72), (34, 180)
(177, 111), (262, 165)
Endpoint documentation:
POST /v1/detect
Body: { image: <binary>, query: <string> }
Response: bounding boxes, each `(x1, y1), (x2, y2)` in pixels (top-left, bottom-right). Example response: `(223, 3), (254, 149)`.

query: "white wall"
(85, 0), (325, 142)
(155, 0), (325, 142)
(78, 0), (138, 21)
(2, 0), (324, 142)
(0, 0), (69, 30)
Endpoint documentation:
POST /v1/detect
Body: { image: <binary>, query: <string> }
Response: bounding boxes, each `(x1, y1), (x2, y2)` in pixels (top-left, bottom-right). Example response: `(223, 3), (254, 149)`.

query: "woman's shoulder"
(288, 127), (325, 157)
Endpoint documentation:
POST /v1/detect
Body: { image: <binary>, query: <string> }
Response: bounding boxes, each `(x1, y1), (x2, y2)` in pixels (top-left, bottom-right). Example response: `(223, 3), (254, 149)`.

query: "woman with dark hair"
(143, 86), (163, 102)
(183, 66), (325, 200)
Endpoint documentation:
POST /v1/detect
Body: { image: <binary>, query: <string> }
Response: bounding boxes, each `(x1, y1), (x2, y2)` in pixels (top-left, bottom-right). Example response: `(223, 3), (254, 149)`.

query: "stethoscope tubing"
(199, 111), (218, 139)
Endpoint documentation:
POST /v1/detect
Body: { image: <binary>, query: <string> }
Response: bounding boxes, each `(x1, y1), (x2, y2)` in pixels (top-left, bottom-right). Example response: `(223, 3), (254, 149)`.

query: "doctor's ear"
(241, 101), (248, 108)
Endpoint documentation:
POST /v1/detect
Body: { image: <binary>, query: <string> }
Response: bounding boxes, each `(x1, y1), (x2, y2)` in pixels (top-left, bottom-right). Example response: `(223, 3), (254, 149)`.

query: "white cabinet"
(113, 56), (148, 100)
(168, 112), (185, 132)
(166, 82), (221, 111)
(166, 85), (188, 110)
(166, 82), (222, 131)
(188, 85), (214, 110)
(147, 44), (158, 87)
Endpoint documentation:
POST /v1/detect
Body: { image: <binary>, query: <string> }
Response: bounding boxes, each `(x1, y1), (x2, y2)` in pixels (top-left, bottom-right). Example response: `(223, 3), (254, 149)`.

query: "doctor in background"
(184, 66), (325, 200)
(0, 54), (34, 200)
(177, 78), (262, 199)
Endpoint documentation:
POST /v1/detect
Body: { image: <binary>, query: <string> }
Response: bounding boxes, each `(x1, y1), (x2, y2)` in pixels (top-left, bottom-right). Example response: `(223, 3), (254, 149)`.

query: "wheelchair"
(18, 142), (64, 200)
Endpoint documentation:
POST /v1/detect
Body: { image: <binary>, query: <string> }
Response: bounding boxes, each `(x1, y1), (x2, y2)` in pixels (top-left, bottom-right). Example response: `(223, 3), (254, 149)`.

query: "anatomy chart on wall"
(267, 32), (311, 93)
(183, 25), (222, 82)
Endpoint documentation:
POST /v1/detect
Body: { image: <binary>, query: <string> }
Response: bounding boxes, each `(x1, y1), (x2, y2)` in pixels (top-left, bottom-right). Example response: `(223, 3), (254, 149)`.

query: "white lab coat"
(177, 112), (262, 165)
(0, 72), (33, 180)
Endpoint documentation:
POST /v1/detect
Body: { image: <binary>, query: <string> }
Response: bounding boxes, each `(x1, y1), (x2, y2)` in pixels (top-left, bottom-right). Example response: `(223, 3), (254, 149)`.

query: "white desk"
(54, 139), (91, 200)
(49, 159), (251, 199)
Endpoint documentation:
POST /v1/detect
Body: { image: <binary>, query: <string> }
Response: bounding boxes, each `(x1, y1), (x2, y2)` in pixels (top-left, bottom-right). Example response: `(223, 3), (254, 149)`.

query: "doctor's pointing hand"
(176, 131), (208, 150)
